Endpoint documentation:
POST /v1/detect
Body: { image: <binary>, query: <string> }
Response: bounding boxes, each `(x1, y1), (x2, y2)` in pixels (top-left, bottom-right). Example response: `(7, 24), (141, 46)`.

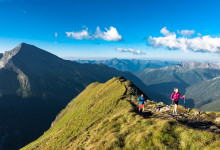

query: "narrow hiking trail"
(128, 99), (220, 134)
(117, 76), (220, 135)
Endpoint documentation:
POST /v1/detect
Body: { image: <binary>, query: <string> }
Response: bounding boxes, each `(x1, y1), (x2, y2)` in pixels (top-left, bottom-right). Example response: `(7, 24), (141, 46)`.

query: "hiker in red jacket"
(170, 88), (185, 116)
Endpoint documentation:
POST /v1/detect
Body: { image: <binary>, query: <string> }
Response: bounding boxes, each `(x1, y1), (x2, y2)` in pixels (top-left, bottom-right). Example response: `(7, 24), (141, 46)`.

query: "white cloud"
(55, 32), (58, 38)
(177, 29), (195, 36)
(116, 48), (145, 55)
(94, 26), (122, 41)
(160, 27), (174, 36)
(66, 28), (91, 40)
(148, 27), (220, 53)
(66, 26), (122, 41)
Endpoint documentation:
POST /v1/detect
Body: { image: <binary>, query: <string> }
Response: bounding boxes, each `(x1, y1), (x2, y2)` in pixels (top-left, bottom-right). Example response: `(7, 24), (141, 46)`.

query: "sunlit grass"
(22, 77), (220, 150)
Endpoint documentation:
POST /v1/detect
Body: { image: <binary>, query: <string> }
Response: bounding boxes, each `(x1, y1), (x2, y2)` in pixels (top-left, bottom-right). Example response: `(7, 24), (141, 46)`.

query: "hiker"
(137, 94), (146, 112)
(170, 88), (185, 116)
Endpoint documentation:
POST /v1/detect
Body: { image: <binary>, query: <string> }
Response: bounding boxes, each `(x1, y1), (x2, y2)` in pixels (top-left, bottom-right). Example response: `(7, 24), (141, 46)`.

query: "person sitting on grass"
(137, 94), (147, 112)
(170, 88), (185, 116)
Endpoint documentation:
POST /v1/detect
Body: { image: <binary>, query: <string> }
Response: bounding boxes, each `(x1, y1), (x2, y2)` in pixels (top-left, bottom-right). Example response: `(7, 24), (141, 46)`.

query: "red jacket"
(171, 92), (184, 102)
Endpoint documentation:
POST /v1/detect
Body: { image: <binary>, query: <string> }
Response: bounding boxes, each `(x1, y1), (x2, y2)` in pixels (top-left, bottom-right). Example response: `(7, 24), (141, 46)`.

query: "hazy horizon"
(64, 56), (220, 63)
(1, 42), (219, 63)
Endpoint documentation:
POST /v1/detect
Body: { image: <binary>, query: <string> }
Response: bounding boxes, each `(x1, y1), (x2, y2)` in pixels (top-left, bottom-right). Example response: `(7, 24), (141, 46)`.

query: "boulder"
(215, 117), (220, 122)
(210, 125), (218, 131)
(159, 106), (171, 112)
(157, 102), (165, 107)
(214, 129), (220, 134)
(194, 111), (200, 115)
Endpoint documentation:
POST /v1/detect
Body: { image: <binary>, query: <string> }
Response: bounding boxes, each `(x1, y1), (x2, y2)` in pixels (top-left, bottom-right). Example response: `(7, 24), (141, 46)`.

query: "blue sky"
(0, 0), (220, 61)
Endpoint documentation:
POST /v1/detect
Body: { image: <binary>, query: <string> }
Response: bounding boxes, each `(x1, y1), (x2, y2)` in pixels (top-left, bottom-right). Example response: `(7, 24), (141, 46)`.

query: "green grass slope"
(22, 77), (220, 150)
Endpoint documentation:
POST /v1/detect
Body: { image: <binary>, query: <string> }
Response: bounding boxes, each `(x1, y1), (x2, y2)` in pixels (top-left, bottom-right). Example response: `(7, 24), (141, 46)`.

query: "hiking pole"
(184, 95), (186, 108)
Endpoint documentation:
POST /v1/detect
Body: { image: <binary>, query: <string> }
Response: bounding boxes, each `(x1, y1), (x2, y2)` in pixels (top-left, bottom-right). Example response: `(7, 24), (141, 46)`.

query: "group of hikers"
(137, 88), (185, 116)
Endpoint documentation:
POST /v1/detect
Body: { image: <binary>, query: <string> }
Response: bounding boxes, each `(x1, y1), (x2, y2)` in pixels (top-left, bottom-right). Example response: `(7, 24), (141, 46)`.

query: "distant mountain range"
(135, 62), (220, 109)
(0, 43), (152, 150)
(136, 62), (220, 85)
(76, 59), (220, 111)
(76, 58), (179, 72)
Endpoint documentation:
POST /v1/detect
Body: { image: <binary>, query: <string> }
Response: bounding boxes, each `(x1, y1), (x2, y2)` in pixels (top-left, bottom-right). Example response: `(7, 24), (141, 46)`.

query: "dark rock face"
(0, 43), (151, 150)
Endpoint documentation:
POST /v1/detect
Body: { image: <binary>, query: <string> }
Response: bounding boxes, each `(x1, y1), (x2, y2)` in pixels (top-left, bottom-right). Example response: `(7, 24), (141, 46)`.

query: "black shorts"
(173, 101), (178, 105)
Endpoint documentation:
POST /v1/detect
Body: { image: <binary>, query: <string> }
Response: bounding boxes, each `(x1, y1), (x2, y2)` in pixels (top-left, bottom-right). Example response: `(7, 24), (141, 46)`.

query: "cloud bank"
(66, 26), (122, 41)
(116, 48), (145, 55)
(149, 27), (220, 53)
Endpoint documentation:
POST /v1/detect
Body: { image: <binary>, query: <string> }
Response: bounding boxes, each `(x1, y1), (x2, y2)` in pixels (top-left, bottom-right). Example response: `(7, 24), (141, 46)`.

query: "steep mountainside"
(136, 62), (220, 106)
(0, 43), (152, 150)
(76, 58), (178, 72)
(186, 76), (220, 111)
(22, 77), (220, 150)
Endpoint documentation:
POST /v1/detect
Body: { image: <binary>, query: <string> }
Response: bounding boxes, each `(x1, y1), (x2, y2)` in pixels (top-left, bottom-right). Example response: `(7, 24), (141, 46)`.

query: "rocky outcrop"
(215, 117), (220, 122)
(131, 99), (220, 134)
(0, 44), (21, 69)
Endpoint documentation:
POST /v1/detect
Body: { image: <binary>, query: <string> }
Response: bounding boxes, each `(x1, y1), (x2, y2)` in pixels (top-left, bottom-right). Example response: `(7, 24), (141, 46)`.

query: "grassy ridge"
(22, 77), (220, 150)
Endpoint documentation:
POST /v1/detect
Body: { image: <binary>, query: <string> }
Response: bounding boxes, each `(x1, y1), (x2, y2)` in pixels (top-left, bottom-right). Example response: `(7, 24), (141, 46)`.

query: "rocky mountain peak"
(0, 43), (22, 69)
(18, 42), (36, 50)
(174, 61), (220, 69)
(109, 58), (120, 64)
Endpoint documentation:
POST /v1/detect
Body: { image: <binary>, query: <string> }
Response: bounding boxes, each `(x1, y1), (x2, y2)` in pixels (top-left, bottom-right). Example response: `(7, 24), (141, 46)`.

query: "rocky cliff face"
(0, 44), (21, 69)
(0, 43), (31, 98)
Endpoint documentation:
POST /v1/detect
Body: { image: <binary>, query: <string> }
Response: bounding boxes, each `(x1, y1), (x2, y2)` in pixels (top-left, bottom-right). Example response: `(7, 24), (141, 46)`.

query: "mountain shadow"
(0, 43), (152, 150)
